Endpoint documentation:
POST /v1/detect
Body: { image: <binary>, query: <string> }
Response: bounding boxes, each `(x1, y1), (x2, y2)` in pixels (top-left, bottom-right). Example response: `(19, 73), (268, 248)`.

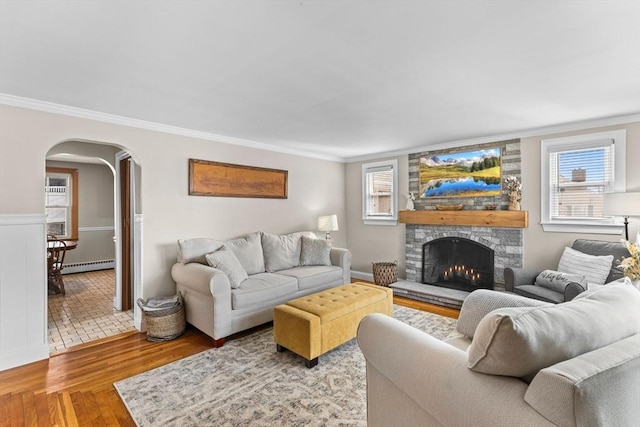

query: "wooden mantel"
(399, 210), (528, 228)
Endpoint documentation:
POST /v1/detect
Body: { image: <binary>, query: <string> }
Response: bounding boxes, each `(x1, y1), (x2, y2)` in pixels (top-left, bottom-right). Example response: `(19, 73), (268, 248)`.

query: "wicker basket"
(137, 292), (186, 342)
(372, 261), (398, 287)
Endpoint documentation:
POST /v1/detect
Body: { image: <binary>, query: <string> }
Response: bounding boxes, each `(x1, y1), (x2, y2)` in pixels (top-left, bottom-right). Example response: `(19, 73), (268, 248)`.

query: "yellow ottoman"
(273, 282), (393, 368)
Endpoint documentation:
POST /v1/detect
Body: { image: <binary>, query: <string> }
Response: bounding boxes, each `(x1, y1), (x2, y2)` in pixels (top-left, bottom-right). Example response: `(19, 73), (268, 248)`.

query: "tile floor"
(47, 269), (135, 353)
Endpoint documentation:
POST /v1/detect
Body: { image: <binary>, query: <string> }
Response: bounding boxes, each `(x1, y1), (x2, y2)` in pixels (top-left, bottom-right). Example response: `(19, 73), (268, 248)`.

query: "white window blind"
(540, 129), (626, 234)
(362, 159), (398, 224)
(549, 141), (613, 220)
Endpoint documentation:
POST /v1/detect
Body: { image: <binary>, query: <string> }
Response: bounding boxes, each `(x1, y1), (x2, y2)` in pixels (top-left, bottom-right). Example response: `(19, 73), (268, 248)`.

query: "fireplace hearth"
(422, 237), (494, 292)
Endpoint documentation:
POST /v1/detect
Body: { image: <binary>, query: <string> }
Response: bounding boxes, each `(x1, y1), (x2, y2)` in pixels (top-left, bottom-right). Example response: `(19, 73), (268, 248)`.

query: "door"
(119, 156), (132, 310)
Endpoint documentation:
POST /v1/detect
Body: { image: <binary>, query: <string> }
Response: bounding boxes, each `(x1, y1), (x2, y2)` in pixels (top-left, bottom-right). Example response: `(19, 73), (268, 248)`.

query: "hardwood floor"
(0, 295), (458, 426)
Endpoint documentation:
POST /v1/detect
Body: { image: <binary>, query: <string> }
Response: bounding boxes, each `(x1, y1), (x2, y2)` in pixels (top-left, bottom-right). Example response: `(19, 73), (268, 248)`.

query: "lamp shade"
(603, 192), (640, 217)
(317, 214), (339, 232)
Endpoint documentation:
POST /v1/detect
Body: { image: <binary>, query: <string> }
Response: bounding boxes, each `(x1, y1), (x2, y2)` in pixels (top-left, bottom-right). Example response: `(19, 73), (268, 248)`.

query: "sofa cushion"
(300, 236), (332, 266)
(225, 232), (265, 275)
(205, 246), (248, 289)
(467, 283), (640, 382)
(277, 265), (344, 291)
(178, 238), (223, 264)
(535, 270), (587, 293)
(231, 273), (298, 310)
(262, 231), (315, 273)
(557, 246), (613, 287)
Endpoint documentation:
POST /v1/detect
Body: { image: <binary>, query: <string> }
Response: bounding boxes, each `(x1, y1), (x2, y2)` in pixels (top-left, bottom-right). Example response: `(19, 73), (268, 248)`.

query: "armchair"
(504, 239), (629, 303)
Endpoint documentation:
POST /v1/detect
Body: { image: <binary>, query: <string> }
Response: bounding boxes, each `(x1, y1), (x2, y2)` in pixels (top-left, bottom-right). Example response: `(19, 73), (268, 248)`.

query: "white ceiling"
(1, 1), (639, 162)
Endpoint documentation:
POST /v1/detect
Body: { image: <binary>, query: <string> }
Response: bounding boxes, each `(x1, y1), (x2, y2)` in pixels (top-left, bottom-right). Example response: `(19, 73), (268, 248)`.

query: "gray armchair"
(504, 239), (629, 303)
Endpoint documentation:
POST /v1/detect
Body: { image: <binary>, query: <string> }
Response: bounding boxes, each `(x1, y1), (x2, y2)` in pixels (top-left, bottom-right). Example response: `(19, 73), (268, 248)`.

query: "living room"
(0, 1), (639, 425)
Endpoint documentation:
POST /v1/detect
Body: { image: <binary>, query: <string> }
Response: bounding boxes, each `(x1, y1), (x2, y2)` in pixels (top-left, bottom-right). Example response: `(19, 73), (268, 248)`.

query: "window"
(362, 159), (398, 225)
(45, 167), (78, 240)
(541, 130), (626, 234)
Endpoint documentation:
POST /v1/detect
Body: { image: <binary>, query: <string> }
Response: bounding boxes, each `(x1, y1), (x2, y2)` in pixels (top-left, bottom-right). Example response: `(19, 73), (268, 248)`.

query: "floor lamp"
(603, 192), (640, 241)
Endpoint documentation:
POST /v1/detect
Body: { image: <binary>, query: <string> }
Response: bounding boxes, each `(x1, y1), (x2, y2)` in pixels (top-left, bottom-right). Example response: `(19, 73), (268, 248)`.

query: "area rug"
(115, 305), (458, 426)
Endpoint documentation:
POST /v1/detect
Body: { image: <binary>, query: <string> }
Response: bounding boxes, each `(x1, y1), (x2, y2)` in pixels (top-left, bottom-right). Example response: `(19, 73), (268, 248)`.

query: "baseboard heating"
(63, 259), (115, 274)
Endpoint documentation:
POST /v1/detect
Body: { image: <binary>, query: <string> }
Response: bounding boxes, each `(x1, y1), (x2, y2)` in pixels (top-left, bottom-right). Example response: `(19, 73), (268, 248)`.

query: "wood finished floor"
(0, 294), (458, 426)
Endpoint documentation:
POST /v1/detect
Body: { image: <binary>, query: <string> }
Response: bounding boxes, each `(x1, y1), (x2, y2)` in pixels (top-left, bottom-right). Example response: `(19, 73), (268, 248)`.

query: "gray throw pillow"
(300, 236), (332, 266)
(467, 283), (640, 382)
(261, 231), (315, 272)
(535, 270), (587, 293)
(224, 232), (265, 275)
(205, 246), (248, 289)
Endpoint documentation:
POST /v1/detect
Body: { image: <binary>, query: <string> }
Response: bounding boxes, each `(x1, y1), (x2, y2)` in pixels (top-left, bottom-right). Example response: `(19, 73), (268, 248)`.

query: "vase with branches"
(504, 176), (522, 211)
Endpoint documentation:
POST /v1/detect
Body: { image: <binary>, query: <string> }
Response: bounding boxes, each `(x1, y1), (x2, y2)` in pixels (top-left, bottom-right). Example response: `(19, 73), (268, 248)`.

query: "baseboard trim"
(63, 260), (115, 274)
(351, 270), (374, 282)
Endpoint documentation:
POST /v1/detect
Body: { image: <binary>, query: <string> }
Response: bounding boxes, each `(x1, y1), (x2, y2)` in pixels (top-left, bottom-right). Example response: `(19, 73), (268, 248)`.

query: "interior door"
(119, 157), (132, 310)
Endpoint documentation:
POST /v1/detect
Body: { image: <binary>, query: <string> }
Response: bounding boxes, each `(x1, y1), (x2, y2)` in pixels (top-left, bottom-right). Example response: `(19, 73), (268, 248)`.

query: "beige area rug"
(115, 305), (458, 426)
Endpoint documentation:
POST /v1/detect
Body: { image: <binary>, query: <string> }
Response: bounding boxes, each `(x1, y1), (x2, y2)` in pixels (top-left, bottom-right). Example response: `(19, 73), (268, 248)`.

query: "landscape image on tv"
(419, 148), (501, 198)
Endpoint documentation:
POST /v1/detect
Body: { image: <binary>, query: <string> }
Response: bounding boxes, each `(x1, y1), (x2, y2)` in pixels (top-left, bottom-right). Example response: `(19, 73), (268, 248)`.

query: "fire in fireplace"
(422, 237), (495, 292)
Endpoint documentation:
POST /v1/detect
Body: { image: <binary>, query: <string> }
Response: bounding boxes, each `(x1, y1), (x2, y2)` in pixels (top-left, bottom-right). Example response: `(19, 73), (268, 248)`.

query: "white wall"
(520, 122), (640, 270)
(345, 122), (640, 278)
(0, 104), (346, 369)
(346, 155), (408, 278)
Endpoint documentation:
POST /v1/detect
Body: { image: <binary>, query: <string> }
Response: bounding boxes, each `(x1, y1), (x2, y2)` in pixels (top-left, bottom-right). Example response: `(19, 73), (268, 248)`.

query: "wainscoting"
(0, 214), (49, 370)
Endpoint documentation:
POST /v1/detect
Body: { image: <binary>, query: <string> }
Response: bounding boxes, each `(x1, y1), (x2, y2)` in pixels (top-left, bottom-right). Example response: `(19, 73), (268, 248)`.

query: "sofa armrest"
(171, 262), (233, 339)
(563, 282), (586, 301)
(330, 247), (352, 284)
(504, 267), (541, 292)
(357, 314), (553, 427)
(525, 334), (640, 427)
(171, 262), (230, 296)
(456, 289), (552, 338)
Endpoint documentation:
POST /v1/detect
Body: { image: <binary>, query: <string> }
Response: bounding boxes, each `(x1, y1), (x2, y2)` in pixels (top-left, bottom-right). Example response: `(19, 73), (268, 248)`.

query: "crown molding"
(2, 93), (637, 165)
(0, 93), (346, 163)
(347, 113), (640, 163)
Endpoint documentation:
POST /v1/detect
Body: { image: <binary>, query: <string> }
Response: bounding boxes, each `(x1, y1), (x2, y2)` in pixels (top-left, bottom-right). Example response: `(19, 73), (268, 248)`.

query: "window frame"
(362, 159), (398, 226)
(540, 129), (626, 234)
(45, 166), (79, 240)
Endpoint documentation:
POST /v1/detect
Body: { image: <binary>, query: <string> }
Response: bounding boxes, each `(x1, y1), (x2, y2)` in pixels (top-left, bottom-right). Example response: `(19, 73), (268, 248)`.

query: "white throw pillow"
(535, 270), (587, 293)
(557, 246), (613, 287)
(467, 283), (640, 382)
(300, 236), (332, 266)
(205, 246), (248, 289)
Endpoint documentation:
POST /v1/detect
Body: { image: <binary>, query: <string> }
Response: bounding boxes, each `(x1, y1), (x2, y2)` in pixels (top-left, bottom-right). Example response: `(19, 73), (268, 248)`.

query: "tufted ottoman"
(273, 282), (393, 368)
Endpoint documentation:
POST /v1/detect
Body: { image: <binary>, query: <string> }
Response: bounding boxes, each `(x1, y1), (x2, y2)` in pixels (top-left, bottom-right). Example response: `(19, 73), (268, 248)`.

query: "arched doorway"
(45, 140), (142, 352)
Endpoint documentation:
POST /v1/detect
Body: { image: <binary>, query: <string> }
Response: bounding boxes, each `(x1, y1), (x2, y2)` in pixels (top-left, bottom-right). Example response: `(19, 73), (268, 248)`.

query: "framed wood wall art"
(189, 159), (288, 199)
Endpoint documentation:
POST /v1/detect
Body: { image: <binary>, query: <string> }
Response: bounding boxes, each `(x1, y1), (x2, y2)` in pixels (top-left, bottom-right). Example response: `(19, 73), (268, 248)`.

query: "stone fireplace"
(422, 237), (495, 292)
(405, 221), (524, 289)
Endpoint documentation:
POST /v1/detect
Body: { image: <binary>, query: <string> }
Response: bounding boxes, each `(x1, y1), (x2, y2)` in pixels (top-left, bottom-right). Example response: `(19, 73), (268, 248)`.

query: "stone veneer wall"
(406, 139), (523, 286)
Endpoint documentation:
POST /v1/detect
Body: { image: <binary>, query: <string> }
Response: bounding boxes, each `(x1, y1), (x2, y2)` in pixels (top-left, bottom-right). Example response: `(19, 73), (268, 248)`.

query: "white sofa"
(171, 231), (351, 346)
(358, 284), (640, 427)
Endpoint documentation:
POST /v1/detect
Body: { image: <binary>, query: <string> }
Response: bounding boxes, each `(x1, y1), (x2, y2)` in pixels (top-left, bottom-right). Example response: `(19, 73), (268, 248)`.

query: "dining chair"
(47, 237), (67, 295)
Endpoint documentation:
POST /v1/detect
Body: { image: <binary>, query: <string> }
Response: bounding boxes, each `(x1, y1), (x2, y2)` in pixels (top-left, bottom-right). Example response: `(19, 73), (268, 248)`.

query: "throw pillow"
(467, 283), (640, 382)
(205, 246), (248, 289)
(224, 232), (265, 275)
(177, 238), (223, 264)
(300, 236), (332, 266)
(557, 246), (613, 287)
(261, 231), (316, 272)
(535, 270), (587, 293)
